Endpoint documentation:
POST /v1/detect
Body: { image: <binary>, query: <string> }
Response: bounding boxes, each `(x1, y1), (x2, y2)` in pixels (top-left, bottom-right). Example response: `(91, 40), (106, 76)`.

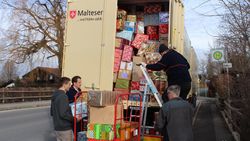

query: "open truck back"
(62, 0), (192, 91)
(63, 0), (198, 140)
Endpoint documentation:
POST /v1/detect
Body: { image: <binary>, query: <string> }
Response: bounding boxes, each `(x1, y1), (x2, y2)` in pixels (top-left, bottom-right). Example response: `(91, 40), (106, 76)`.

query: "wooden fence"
(0, 87), (55, 103)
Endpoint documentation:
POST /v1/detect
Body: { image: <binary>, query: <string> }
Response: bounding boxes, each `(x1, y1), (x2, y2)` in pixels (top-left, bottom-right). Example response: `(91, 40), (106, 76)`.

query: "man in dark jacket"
(146, 44), (192, 102)
(155, 85), (194, 141)
(51, 77), (80, 141)
(66, 76), (83, 139)
(67, 76), (82, 104)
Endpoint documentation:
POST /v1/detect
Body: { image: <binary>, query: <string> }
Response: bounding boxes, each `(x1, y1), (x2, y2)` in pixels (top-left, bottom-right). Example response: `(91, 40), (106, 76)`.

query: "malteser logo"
(69, 9), (104, 21)
(70, 10), (76, 19)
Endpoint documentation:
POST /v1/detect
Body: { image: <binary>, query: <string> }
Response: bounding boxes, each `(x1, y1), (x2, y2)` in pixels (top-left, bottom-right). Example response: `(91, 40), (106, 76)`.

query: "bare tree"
(212, 1), (250, 140)
(1, 60), (18, 81)
(2, 0), (66, 74)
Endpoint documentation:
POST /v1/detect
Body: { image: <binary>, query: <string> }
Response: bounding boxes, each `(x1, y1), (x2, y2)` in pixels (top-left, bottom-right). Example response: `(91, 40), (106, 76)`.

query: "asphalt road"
(0, 107), (56, 141)
(0, 97), (235, 141)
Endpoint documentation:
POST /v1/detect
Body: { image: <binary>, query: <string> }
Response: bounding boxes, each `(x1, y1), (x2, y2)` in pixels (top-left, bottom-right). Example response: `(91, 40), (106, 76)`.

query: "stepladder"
(138, 63), (163, 140)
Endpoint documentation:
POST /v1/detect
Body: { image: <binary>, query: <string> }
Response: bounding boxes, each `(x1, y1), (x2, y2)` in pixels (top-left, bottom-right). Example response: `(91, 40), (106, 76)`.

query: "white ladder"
(138, 64), (163, 139)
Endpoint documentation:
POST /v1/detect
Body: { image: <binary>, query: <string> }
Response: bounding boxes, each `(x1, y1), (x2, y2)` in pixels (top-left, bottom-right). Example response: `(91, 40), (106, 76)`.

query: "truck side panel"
(63, 0), (117, 90)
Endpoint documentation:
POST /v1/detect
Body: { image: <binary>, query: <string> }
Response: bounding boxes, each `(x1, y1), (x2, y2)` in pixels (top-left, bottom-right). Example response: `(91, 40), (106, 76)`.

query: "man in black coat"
(66, 76), (83, 140)
(146, 44), (192, 102)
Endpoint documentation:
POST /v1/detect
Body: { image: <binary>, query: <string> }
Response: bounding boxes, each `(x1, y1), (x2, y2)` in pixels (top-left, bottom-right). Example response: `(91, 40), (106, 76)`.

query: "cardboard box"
(132, 56), (146, 81)
(118, 69), (132, 80)
(88, 91), (121, 107)
(89, 105), (123, 124)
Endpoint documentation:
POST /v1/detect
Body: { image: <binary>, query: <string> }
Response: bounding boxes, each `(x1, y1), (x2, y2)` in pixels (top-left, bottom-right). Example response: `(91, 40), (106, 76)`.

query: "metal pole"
(225, 48), (230, 102)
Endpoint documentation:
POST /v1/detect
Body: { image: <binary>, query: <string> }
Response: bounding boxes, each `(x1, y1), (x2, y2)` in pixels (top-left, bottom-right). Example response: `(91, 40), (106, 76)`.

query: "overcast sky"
(184, 0), (222, 61)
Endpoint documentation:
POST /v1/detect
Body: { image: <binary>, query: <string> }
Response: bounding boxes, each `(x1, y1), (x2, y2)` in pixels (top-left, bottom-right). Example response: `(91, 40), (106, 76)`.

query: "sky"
(184, 0), (222, 62)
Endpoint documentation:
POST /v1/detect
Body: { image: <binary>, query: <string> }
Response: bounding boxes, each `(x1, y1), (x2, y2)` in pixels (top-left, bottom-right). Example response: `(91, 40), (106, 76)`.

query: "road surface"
(0, 107), (56, 141)
(0, 97), (235, 141)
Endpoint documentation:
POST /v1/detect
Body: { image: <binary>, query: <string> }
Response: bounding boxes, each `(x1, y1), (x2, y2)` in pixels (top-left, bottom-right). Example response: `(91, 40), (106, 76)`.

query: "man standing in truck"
(146, 44), (192, 102)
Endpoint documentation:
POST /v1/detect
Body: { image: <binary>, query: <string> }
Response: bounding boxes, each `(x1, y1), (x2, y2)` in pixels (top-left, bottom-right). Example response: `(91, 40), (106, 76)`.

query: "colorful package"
(115, 38), (124, 49)
(149, 41), (160, 52)
(77, 131), (87, 141)
(118, 69), (132, 80)
(120, 61), (133, 71)
(145, 52), (162, 64)
(132, 34), (149, 49)
(146, 26), (159, 40)
(144, 14), (160, 26)
(126, 62), (133, 71)
(116, 30), (134, 41)
(144, 5), (162, 14)
(136, 21), (145, 34)
(113, 49), (123, 73)
(137, 43), (149, 56)
(136, 12), (144, 21)
(69, 102), (88, 118)
(117, 10), (127, 31)
(127, 15), (137, 22)
(115, 79), (130, 89)
(117, 19), (124, 31)
(159, 24), (168, 34)
(131, 81), (140, 90)
(120, 61), (126, 70)
(122, 45), (133, 62)
(124, 21), (136, 32)
(159, 12), (169, 24)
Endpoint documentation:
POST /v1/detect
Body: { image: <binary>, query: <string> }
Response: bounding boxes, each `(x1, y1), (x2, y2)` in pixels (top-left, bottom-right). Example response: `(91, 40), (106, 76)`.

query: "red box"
(131, 81), (140, 90)
(144, 5), (162, 14)
(132, 34), (149, 49)
(122, 45), (133, 62)
(159, 24), (168, 34)
(146, 26), (159, 40)
(113, 49), (123, 73)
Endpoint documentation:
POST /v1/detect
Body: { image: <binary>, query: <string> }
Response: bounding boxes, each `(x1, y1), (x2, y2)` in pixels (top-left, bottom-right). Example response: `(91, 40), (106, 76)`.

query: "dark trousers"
(162, 82), (191, 103)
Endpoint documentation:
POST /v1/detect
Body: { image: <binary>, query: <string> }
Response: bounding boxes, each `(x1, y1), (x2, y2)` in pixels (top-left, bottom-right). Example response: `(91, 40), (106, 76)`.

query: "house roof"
(22, 67), (60, 78)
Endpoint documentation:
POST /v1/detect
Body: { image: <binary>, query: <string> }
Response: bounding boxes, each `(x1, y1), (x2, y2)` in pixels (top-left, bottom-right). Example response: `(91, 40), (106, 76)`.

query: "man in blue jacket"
(146, 44), (192, 102)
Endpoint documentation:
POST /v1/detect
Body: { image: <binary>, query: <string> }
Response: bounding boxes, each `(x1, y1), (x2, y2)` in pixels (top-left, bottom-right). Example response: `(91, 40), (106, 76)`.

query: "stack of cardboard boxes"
(113, 5), (169, 100)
